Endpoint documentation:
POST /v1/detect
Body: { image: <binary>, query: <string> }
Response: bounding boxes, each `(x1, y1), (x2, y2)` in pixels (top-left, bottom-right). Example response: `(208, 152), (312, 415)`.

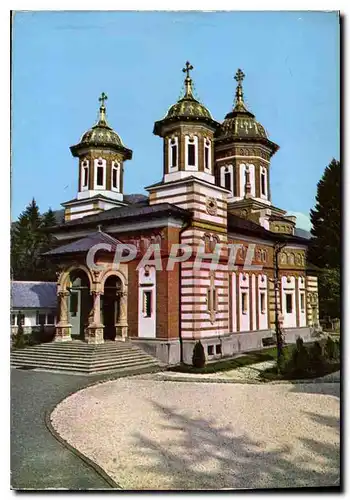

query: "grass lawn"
(168, 344), (296, 374)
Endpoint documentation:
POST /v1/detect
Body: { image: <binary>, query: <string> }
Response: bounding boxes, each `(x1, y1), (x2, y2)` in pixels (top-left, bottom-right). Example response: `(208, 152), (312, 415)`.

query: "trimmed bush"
(192, 341), (206, 369)
(308, 341), (326, 373)
(12, 321), (26, 350)
(325, 336), (336, 361)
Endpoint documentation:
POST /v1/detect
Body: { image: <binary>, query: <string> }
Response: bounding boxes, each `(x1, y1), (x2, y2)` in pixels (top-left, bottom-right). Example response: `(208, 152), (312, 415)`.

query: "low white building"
(11, 281), (57, 335)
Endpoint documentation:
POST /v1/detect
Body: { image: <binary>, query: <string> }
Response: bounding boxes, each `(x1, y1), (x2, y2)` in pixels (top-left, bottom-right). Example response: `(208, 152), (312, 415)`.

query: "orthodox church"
(44, 63), (320, 365)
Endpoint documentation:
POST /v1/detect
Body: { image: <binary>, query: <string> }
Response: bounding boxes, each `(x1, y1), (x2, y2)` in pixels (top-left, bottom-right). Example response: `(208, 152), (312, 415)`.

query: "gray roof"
(44, 230), (122, 256)
(55, 202), (191, 229)
(11, 281), (57, 309)
(294, 228), (311, 239)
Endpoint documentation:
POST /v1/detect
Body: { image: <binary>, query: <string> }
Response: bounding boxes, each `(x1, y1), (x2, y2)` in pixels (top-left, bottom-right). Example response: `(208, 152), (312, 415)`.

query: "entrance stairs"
(10, 340), (165, 376)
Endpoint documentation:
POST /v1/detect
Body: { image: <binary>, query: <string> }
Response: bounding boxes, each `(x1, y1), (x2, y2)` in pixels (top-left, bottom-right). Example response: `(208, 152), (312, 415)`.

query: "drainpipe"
(178, 218), (192, 365)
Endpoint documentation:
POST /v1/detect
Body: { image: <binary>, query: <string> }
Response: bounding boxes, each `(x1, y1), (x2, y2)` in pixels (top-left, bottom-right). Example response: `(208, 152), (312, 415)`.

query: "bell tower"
(152, 61), (219, 185)
(214, 69), (288, 230)
(63, 93), (133, 222)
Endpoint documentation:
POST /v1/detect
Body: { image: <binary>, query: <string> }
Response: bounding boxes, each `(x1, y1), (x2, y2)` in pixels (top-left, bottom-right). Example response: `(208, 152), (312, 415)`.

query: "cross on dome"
(99, 92), (108, 107)
(234, 68), (245, 85)
(182, 61), (194, 78)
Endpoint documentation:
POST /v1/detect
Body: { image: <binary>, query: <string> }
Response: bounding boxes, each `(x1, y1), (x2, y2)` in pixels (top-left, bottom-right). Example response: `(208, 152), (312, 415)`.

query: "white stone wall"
(138, 266), (156, 338)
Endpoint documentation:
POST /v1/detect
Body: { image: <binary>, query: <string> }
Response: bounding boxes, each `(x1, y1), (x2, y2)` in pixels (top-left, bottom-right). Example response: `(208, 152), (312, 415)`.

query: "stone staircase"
(10, 340), (165, 376)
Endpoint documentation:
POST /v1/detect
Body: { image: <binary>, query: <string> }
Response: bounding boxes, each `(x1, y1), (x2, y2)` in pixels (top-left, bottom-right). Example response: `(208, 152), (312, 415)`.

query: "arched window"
(204, 138), (211, 171)
(188, 138), (195, 166)
(95, 158), (106, 188)
(111, 162), (119, 191)
(169, 137), (178, 169)
(261, 167), (267, 197)
(224, 167), (231, 191)
(81, 160), (89, 190)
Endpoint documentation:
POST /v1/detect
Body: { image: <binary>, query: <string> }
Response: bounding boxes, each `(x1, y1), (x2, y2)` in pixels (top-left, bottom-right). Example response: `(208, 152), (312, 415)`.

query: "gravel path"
(51, 378), (340, 490)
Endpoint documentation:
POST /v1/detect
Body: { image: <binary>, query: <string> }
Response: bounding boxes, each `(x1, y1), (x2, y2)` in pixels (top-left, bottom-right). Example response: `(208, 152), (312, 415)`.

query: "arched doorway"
(102, 275), (123, 341)
(68, 269), (92, 339)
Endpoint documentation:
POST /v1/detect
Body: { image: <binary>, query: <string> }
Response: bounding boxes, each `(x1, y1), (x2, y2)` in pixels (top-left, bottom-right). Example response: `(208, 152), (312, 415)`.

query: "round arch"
(57, 264), (94, 293)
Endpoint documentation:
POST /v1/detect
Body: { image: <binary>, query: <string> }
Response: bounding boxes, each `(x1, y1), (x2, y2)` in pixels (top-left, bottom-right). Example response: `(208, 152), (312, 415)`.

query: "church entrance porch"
(102, 275), (128, 341)
(54, 260), (129, 345)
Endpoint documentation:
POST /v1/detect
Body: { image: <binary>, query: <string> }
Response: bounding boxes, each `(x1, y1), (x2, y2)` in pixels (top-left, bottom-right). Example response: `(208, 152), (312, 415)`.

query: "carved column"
(116, 291), (128, 341)
(85, 291), (104, 344)
(55, 291), (72, 342)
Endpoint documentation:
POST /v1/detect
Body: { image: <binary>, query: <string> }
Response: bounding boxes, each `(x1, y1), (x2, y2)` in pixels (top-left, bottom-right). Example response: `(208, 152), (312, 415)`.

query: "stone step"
(11, 356), (160, 371)
(11, 350), (156, 363)
(12, 360), (162, 376)
(11, 340), (164, 375)
(11, 356), (159, 368)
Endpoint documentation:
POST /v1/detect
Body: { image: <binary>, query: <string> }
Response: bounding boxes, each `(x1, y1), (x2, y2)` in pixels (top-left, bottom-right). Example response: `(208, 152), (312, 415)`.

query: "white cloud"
(286, 211), (312, 231)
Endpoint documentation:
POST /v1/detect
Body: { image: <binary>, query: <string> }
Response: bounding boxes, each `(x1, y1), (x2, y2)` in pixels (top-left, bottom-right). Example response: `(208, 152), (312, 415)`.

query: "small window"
(207, 288), (211, 311)
(82, 166), (89, 187)
(11, 314), (16, 326)
(204, 145), (209, 170)
(112, 167), (118, 189)
(286, 293), (293, 314)
(207, 345), (214, 356)
(36, 312), (46, 325)
(17, 313), (24, 326)
(300, 293), (305, 312)
(47, 313), (55, 325)
(171, 143), (177, 167)
(188, 143), (195, 166)
(212, 288), (217, 311)
(260, 292), (266, 314)
(261, 171), (266, 196)
(97, 165), (104, 186)
(241, 292), (248, 314)
(143, 291), (152, 318)
(224, 170), (231, 190)
(215, 344), (222, 355)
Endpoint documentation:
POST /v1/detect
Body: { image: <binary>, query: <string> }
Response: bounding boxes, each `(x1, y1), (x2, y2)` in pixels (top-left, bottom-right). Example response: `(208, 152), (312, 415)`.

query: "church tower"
(214, 69), (290, 230)
(152, 61), (219, 185)
(63, 93), (133, 222)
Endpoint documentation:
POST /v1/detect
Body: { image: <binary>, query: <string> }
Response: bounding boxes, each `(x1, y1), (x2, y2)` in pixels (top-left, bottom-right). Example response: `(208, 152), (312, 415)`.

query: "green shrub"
(12, 320), (26, 349)
(289, 337), (310, 377)
(334, 340), (340, 361)
(192, 341), (206, 369)
(308, 341), (326, 373)
(325, 337), (336, 361)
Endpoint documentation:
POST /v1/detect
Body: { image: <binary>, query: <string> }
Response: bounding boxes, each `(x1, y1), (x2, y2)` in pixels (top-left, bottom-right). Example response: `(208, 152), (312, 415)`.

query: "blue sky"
(12, 11), (339, 229)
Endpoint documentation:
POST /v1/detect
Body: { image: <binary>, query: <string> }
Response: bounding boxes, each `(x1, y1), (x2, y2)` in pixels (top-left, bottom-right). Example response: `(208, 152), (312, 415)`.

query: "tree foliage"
(309, 159), (340, 318)
(11, 198), (57, 281)
(309, 159), (340, 269)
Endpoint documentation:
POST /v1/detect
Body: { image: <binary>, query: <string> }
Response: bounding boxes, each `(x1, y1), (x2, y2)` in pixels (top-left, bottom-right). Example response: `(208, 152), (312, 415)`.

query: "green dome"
(79, 122), (124, 148)
(70, 93), (132, 159)
(165, 95), (212, 120)
(215, 68), (278, 154)
(153, 62), (218, 136)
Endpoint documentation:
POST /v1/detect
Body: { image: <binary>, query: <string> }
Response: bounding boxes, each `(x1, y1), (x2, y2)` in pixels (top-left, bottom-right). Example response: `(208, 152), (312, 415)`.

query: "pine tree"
(308, 160), (340, 319)
(11, 199), (57, 281)
(309, 159), (340, 269)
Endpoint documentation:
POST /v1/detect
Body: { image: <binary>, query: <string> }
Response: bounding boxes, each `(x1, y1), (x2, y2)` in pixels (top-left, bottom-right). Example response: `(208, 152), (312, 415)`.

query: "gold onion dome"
(153, 62), (218, 135)
(71, 93), (132, 159)
(216, 69), (278, 154)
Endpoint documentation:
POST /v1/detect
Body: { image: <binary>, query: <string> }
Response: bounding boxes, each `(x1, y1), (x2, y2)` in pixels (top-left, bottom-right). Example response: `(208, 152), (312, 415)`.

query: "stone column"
(116, 291), (128, 341)
(85, 291), (104, 344)
(55, 291), (72, 342)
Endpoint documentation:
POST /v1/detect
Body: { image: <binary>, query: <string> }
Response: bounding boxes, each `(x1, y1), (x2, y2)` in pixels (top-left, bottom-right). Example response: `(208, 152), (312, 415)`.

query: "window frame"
(285, 293), (293, 314)
(143, 290), (152, 318)
(260, 292), (266, 314)
(241, 291), (248, 315)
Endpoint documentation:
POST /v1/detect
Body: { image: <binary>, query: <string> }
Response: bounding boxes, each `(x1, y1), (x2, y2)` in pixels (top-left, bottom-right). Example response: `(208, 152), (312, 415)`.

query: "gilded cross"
(99, 92), (108, 107)
(182, 61), (194, 78)
(234, 68), (245, 85)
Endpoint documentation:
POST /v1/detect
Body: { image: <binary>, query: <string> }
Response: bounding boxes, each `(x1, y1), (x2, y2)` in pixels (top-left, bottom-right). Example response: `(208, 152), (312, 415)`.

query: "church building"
(44, 63), (320, 365)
